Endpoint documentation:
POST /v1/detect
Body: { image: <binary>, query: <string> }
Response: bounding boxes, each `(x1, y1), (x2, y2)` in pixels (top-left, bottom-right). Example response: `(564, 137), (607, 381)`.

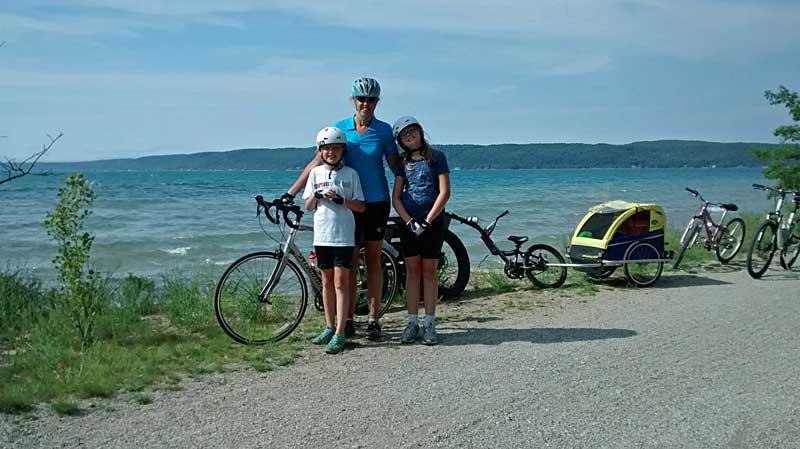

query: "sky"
(1, 0), (799, 162)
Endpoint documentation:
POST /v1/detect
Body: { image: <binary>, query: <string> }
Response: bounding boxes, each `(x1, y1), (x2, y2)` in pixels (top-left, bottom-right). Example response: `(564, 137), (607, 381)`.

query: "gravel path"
(3, 266), (799, 449)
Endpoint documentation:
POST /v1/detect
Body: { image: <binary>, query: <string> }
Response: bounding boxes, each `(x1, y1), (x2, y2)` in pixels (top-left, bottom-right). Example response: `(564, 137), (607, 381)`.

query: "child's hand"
(323, 189), (345, 205)
(407, 218), (427, 236)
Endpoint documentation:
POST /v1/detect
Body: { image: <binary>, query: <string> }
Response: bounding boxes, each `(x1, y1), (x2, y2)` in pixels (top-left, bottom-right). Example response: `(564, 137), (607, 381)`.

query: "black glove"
(331, 194), (344, 205)
(407, 218), (426, 236)
(280, 192), (295, 204)
(313, 190), (324, 199)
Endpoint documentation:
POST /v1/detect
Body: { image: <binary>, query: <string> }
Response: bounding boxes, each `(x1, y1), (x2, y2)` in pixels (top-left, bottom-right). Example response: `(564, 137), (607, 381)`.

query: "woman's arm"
(391, 175), (412, 223)
(425, 173), (451, 224)
(287, 153), (322, 197)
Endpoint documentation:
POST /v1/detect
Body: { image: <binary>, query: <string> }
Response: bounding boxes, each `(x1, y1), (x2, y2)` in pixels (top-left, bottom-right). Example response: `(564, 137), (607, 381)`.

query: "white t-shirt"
(302, 164), (364, 247)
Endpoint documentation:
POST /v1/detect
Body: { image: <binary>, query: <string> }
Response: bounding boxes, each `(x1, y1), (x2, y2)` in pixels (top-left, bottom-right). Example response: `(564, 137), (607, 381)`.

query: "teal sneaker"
(312, 328), (334, 345)
(422, 324), (438, 346)
(325, 335), (346, 354)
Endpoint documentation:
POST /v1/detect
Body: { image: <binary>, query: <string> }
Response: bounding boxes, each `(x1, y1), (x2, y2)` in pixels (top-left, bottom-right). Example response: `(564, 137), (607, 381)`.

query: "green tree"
(754, 85), (800, 190)
(44, 173), (100, 348)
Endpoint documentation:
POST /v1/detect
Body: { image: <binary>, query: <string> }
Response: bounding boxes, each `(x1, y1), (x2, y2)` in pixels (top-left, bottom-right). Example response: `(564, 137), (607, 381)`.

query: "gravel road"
(3, 265), (799, 449)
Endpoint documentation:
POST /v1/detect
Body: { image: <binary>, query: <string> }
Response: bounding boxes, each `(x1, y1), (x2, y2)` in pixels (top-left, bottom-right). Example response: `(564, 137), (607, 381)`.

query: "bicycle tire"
(715, 217), (746, 263)
(215, 251), (308, 344)
(623, 241), (664, 287)
(587, 267), (616, 280)
(525, 244), (567, 288)
(673, 219), (699, 270)
(353, 246), (399, 323)
(746, 221), (777, 279)
(438, 230), (471, 298)
(780, 224), (800, 270)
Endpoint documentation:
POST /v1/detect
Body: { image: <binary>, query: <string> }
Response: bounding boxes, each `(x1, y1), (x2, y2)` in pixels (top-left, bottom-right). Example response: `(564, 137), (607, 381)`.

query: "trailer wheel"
(623, 241), (664, 287)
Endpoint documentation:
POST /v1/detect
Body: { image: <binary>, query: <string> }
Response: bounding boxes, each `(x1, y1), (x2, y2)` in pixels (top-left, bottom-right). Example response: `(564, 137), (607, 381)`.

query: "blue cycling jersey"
(333, 116), (397, 203)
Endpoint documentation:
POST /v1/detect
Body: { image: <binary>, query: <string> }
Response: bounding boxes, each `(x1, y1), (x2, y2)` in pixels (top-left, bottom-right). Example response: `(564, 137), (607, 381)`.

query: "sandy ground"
(2, 264), (799, 449)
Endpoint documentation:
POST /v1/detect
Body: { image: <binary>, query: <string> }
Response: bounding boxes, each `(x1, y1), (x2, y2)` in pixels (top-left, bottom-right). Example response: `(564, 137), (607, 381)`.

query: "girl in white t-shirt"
(303, 127), (365, 354)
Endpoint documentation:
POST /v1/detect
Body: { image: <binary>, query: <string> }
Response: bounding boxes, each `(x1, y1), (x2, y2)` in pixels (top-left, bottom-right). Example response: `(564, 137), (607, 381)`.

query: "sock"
(368, 318), (376, 324)
(408, 314), (419, 326)
(423, 314), (435, 328)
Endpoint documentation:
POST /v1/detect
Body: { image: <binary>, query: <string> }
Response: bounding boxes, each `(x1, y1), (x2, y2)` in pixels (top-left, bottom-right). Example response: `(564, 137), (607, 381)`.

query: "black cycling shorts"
(400, 218), (445, 259)
(354, 201), (390, 245)
(315, 246), (354, 270)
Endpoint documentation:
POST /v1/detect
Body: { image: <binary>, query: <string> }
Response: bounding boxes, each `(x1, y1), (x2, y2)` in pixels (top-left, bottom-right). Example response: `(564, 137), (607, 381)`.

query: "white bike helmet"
(316, 127), (347, 150)
(352, 77), (381, 98)
(392, 116), (421, 140)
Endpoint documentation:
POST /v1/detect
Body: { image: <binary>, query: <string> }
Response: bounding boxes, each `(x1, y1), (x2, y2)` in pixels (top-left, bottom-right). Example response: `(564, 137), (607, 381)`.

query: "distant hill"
(38, 140), (770, 171)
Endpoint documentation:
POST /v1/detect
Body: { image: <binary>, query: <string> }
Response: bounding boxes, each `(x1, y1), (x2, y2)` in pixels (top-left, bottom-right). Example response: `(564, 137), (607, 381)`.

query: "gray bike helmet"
(352, 77), (381, 98)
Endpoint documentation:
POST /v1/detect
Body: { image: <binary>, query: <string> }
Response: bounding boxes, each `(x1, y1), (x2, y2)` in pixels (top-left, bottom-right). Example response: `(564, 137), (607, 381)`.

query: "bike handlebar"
(448, 209), (509, 236)
(685, 187), (699, 197)
(752, 184), (799, 197)
(255, 195), (304, 229)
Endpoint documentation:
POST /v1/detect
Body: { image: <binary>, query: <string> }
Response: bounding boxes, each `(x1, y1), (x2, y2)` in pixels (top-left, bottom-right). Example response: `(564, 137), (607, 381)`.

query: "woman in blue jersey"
(285, 77), (400, 341)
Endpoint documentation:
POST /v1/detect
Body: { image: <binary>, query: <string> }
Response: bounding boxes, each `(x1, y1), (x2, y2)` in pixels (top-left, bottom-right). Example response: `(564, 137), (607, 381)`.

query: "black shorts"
(354, 201), (390, 245)
(400, 218), (445, 259)
(314, 246), (354, 270)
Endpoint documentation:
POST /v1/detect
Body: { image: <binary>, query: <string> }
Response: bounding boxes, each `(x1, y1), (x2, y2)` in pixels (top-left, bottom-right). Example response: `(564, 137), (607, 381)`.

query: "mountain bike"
(746, 184), (800, 279)
(441, 210), (567, 289)
(672, 188), (746, 269)
(214, 196), (399, 344)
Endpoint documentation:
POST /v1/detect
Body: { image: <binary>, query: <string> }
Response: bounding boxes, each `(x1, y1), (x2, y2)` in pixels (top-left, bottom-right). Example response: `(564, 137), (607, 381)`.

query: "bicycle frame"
(447, 211), (527, 268)
(261, 220), (322, 303)
(756, 185), (799, 251)
(689, 201), (729, 248)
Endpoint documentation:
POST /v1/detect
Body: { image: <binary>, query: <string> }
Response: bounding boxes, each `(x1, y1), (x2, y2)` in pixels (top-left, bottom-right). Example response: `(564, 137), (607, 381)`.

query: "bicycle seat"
(720, 203), (738, 211)
(507, 235), (529, 245)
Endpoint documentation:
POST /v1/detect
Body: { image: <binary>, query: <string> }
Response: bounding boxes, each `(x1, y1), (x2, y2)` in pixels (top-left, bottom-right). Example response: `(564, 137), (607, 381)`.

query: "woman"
(284, 77), (400, 341)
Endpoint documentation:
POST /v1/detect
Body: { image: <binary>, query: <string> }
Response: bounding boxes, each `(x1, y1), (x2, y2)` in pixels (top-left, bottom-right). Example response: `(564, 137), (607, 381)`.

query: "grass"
(0, 271), (319, 415)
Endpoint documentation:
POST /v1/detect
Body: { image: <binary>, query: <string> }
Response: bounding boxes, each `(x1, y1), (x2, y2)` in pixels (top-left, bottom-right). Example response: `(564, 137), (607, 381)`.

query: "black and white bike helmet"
(352, 77), (381, 98)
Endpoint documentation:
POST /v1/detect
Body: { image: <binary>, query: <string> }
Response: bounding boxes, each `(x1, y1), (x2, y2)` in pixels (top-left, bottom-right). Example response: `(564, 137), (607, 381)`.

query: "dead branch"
(0, 132), (63, 185)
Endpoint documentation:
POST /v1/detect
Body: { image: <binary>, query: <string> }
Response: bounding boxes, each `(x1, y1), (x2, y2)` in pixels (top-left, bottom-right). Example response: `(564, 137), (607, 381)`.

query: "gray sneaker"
(422, 323), (438, 346)
(400, 322), (421, 344)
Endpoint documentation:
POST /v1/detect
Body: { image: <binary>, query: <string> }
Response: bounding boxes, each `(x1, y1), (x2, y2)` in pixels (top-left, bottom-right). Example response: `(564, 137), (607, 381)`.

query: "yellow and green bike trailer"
(568, 201), (669, 287)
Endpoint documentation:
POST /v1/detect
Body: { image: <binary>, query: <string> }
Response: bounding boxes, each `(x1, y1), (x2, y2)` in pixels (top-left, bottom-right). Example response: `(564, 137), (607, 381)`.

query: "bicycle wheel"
(746, 221), (777, 279)
(215, 251), (308, 344)
(354, 246), (399, 323)
(587, 267), (616, 280)
(780, 224), (800, 270)
(715, 217), (745, 263)
(673, 219), (699, 270)
(623, 241), (664, 287)
(438, 230), (471, 298)
(525, 244), (567, 288)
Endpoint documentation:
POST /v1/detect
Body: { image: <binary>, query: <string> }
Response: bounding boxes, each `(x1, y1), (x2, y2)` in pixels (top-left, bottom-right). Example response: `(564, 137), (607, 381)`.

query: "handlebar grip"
(685, 188), (699, 196)
(499, 210), (510, 219)
(282, 206), (302, 230)
(752, 184), (766, 189)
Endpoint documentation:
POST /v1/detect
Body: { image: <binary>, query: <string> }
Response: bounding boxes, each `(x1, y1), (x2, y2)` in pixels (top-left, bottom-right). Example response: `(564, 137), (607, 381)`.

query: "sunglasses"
(355, 96), (378, 104)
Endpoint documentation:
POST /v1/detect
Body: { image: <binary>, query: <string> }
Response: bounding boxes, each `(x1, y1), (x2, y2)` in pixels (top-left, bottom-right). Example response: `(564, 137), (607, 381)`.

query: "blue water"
(0, 168), (770, 278)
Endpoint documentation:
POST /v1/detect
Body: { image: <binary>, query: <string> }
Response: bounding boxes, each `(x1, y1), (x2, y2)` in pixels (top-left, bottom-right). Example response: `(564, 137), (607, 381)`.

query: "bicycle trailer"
(568, 201), (668, 286)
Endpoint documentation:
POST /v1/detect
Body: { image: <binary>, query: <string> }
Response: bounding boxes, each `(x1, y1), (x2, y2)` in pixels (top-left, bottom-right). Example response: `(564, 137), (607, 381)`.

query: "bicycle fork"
(258, 228), (299, 303)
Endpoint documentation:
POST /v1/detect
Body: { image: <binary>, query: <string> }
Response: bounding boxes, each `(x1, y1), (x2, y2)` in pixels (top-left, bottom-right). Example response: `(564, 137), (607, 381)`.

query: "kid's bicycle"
(672, 188), (746, 269)
(745, 184), (800, 278)
(214, 196), (399, 344)
(439, 210), (567, 289)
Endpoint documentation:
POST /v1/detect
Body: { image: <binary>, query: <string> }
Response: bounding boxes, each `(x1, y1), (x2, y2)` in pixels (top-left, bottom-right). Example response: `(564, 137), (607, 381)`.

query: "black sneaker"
(344, 320), (356, 338)
(366, 321), (383, 341)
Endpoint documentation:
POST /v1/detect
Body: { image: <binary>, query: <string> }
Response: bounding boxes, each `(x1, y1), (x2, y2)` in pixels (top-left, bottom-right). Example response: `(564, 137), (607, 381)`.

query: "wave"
(161, 246), (191, 255)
